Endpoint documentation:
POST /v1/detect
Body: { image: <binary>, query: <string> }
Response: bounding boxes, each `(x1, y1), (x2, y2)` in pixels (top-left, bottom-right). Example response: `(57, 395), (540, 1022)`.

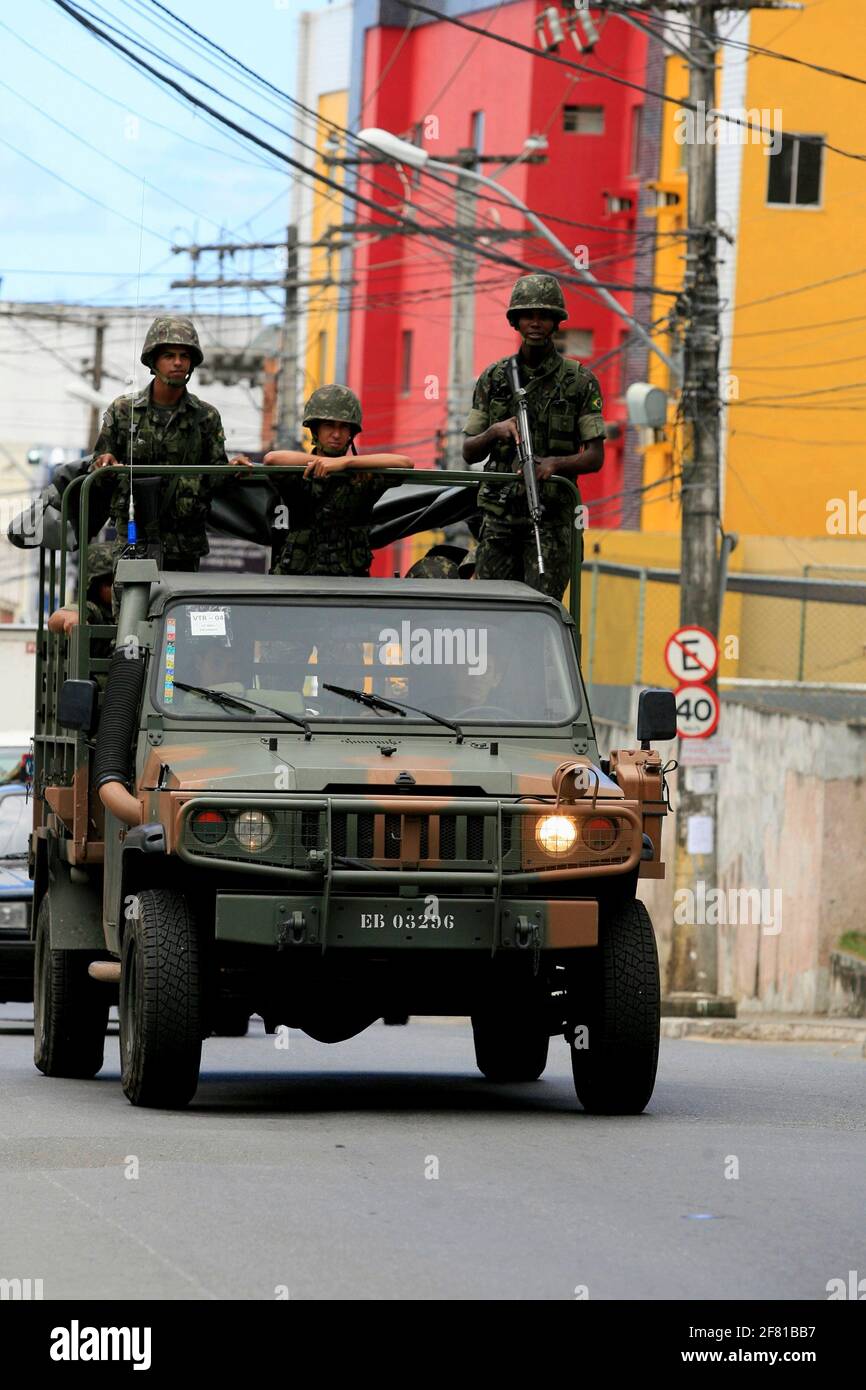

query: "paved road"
(0, 1007), (863, 1301)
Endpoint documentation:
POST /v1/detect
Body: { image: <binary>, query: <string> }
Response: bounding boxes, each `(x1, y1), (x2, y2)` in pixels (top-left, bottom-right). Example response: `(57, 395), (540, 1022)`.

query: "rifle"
(508, 355), (545, 576)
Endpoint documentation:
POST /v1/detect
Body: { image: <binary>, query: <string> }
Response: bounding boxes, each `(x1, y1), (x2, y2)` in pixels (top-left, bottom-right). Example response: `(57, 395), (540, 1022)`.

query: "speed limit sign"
(675, 683), (719, 739)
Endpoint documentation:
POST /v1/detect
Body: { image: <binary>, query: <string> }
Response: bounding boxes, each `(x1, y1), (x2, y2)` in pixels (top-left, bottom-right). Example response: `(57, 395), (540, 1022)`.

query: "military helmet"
(506, 274), (567, 326)
(140, 316), (204, 369)
(302, 385), (362, 434)
(406, 544), (469, 580)
(85, 541), (115, 590)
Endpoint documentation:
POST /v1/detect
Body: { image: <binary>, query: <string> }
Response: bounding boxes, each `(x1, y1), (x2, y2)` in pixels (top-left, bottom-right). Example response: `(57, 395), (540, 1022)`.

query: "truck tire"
(569, 899), (660, 1115)
(33, 896), (109, 1080)
(472, 996), (550, 1082)
(120, 888), (202, 1108)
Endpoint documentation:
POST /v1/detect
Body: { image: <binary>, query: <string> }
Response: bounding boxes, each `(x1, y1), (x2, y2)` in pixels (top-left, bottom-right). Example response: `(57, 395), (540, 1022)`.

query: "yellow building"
(292, 4), (352, 441)
(302, 90), (349, 407)
(641, 3), (866, 545)
(582, 6), (866, 690)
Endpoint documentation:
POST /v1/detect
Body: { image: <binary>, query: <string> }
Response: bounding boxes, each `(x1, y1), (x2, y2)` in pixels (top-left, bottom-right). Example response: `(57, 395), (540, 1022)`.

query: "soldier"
(264, 385), (411, 577)
(462, 274), (605, 600)
(89, 316), (251, 571)
(47, 541), (115, 636)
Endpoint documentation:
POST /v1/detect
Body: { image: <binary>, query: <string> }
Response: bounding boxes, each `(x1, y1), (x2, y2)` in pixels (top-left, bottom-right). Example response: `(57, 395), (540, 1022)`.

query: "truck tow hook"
(277, 911), (307, 949)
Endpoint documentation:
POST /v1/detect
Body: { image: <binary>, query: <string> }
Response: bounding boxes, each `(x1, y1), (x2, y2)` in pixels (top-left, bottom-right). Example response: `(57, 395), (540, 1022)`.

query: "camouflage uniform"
(82, 543), (115, 658)
(464, 275), (605, 601)
(90, 316), (232, 571)
(270, 385), (399, 578)
(79, 541), (114, 617)
(406, 544), (471, 580)
(91, 387), (230, 570)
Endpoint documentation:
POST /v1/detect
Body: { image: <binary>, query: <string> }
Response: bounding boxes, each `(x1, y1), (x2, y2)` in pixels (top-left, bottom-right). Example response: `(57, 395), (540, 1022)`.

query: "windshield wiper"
(323, 684), (464, 744)
(172, 682), (312, 740)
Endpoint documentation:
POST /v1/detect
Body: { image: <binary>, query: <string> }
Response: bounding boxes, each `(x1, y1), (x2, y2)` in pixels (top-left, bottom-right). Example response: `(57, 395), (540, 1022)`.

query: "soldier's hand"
(47, 607), (80, 635)
(535, 457), (559, 482)
(229, 454), (254, 468)
(303, 457), (346, 479)
(91, 453), (120, 470)
(489, 418), (521, 445)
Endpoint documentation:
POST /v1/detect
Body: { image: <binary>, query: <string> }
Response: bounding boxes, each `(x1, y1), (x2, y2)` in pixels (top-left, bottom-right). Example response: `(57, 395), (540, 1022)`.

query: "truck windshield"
(155, 600), (581, 726)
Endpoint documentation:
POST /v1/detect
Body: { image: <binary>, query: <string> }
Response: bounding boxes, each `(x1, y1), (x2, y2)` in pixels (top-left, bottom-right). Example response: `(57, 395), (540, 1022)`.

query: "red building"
(342, 1), (657, 565)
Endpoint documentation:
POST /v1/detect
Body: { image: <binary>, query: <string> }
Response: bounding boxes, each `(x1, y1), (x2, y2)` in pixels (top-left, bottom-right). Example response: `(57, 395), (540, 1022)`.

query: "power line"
(635, 4), (866, 91)
(126, 0), (693, 245)
(0, 16), (287, 177)
(735, 264), (866, 312)
(51, 0), (681, 302)
(400, 0), (866, 165)
(0, 73), (237, 235)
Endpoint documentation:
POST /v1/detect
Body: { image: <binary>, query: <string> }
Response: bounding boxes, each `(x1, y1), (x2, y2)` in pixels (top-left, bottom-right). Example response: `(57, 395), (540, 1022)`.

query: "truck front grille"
(330, 810), (492, 867)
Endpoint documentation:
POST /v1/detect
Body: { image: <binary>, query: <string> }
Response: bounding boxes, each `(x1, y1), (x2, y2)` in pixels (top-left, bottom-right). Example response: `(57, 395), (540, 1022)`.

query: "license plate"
(359, 907), (456, 932)
(328, 897), (493, 949)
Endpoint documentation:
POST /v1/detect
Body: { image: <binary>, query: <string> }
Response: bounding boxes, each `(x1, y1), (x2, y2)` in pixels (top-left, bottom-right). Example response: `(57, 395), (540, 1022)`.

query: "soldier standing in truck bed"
(462, 274), (606, 601)
(265, 385), (411, 577)
(88, 316), (250, 571)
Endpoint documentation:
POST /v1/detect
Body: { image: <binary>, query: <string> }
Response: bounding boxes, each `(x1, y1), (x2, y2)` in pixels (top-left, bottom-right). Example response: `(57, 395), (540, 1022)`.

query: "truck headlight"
(535, 814), (578, 855)
(234, 810), (274, 852)
(0, 901), (28, 931)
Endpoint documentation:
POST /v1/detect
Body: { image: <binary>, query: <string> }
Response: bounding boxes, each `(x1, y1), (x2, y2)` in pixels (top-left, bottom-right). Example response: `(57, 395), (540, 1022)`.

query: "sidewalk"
(662, 1013), (866, 1053)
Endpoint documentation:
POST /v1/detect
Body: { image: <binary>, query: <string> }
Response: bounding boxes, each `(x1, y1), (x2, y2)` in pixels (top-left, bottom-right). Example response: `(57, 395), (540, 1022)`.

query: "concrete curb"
(662, 1016), (866, 1053)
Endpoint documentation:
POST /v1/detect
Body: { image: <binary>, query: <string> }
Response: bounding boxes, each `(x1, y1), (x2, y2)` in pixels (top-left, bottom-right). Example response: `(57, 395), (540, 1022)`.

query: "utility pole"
(582, 0), (800, 1016)
(665, 1), (728, 1015)
(331, 146), (548, 468)
(88, 315), (106, 448)
(171, 229), (345, 450)
(276, 225), (299, 449)
(446, 150), (478, 469)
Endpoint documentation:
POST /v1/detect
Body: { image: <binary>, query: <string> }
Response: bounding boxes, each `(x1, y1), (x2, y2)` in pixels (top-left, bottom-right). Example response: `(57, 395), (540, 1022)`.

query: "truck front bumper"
(215, 894), (598, 953)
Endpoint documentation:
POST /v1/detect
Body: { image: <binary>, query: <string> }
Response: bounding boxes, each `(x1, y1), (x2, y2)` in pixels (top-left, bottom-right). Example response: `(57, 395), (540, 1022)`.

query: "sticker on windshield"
(190, 609), (226, 637)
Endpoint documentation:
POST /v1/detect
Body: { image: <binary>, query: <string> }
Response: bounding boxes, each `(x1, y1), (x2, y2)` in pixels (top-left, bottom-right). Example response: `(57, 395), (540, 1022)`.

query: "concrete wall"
(593, 689), (866, 1015)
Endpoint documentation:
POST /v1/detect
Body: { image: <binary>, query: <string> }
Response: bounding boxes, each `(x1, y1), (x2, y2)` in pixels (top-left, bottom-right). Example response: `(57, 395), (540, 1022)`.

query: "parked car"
(0, 784), (34, 1003)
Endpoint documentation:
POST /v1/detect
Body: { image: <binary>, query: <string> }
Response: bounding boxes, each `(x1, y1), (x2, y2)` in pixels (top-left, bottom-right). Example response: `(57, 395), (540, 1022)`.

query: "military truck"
(29, 467), (675, 1111)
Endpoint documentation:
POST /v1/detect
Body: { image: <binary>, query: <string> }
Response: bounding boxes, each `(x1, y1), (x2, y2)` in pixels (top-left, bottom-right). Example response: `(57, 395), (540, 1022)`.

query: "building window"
(767, 133), (823, 207)
(400, 330), (413, 396)
(563, 106), (604, 135)
(630, 105), (643, 176)
(556, 328), (594, 360)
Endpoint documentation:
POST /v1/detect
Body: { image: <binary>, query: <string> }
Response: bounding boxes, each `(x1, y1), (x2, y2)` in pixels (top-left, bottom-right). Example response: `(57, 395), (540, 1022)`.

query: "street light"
(356, 127), (680, 380)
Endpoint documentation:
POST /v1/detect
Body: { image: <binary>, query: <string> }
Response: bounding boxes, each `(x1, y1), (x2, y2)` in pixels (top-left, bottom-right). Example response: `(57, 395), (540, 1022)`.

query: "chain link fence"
(580, 561), (866, 692)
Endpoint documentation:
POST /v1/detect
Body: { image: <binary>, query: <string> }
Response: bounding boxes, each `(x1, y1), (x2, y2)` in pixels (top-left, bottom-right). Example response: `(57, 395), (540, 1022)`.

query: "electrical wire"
(0, 74), (246, 236)
(637, 4), (866, 91)
(400, 0), (866, 165)
(0, 16), (287, 177)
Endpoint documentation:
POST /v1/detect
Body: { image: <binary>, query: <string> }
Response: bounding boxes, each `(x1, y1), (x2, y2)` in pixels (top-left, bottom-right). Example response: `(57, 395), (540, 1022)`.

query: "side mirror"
(637, 687), (676, 745)
(59, 679), (98, 733)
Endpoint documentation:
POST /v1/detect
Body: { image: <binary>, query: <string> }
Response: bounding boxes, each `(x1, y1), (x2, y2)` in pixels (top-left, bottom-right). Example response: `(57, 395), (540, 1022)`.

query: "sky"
(1, 0), (335, 318)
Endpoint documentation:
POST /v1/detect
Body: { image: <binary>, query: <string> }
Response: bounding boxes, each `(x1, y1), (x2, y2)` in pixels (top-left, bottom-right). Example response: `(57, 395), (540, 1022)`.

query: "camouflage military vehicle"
(29, 468), (675, 1111)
